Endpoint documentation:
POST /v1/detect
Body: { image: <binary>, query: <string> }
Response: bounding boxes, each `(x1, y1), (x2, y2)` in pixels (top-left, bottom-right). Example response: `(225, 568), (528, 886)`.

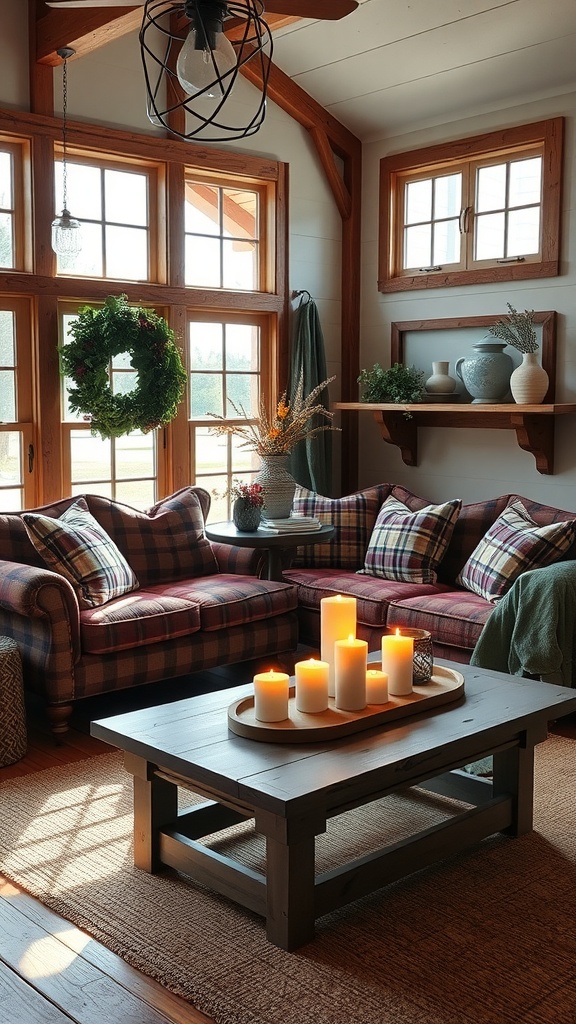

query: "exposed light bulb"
(176, 26), (236, 98)
(51, 209), (82, 256)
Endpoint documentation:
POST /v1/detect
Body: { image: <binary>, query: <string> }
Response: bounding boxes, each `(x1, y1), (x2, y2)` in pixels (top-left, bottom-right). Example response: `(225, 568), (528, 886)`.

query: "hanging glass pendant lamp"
(51, 47), (82, 257)
(140, 0), (272, 142)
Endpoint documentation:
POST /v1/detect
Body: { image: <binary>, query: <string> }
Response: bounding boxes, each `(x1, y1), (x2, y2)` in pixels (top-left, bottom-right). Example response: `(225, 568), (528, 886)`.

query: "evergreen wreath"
(59, 294), (187, 440)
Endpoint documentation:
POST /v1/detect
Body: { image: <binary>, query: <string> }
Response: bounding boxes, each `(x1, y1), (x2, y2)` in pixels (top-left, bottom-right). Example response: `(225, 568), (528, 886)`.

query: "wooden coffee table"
(91, 660), (576, 951)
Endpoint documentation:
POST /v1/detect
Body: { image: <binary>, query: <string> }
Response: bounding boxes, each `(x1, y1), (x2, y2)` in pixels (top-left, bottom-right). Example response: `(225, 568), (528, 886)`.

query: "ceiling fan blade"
(45, 1), (144, 8)
(264, 0), (358, 19)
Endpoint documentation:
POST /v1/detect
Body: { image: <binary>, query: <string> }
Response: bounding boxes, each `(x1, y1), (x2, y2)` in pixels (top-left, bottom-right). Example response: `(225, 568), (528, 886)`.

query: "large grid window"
(0, 138), (28, 272)
(379, 118), (563, 292)
(0, 299), (35, 511)
(185, 175), (261, 290)
(187, 313), (271, 520)
(54, 155), (159, 281)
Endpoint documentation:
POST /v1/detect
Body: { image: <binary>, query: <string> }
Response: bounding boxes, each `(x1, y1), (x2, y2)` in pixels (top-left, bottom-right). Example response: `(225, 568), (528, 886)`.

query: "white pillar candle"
(320, 594), (357, 697)
(334, 636), (367, 711)
(366, 668), (389, 704)
(253, 669), (290, 722)
(294, 658), (329, 713)
(381, 629), (414, 696)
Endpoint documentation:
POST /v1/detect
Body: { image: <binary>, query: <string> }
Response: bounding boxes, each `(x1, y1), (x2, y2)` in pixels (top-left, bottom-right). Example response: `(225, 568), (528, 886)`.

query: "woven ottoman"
(0, 637), (27, 766)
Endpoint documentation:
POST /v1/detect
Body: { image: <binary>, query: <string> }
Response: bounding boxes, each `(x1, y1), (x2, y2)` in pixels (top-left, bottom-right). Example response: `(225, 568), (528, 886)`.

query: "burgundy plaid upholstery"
(80, 575), (298, 654)
(86, 488), (218, 585)
(291, 483), (392, 569)
(387, 589), (494, 651)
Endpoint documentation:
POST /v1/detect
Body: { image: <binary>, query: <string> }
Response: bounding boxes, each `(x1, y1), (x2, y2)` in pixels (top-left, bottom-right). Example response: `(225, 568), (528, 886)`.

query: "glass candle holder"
(390, 627), (433, 684)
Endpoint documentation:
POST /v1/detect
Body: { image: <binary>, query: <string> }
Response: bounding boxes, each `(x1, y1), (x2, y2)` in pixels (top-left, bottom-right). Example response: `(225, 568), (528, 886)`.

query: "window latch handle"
(418, 265), (442, 272)
(496, 256), (526, 263)
(459, 206), (472, 234)
(28, 444), (34, 473)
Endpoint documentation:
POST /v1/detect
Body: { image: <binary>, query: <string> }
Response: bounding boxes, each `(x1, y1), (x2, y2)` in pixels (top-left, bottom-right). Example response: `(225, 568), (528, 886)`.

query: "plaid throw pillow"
(291, 484), (392, 569)
(22, 497), (139, 609)
(456, 499), (576, 602)
(360, 495), (462, 584)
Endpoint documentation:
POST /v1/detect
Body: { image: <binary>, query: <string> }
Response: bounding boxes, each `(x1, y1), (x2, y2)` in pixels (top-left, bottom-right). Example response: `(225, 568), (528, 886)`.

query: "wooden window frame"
(379, 117), (564, 293)
(0, 135), (31, 273)
(0, 296), (37, 507)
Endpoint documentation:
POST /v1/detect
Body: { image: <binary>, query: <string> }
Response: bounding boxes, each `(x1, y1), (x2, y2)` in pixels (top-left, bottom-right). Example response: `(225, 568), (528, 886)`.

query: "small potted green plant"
(357, 362), (425, 411)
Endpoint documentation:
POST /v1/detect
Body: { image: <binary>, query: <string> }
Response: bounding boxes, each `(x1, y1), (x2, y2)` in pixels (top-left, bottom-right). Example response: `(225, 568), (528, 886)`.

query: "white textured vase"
(509, 352), (549, 404)
(255, 455), (297, 519)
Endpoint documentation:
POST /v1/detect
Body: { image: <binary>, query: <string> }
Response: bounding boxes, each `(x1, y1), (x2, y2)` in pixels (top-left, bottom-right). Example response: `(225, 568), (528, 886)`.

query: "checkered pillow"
(456, 499), (576, 602)
(291, 484), (392, 569)
(22, 497), (139, 609)
(360, 496), (462, 584)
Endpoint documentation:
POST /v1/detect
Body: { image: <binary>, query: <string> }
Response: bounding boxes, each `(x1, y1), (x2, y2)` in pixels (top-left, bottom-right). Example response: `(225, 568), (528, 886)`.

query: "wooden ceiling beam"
(35, 5), (144, 65)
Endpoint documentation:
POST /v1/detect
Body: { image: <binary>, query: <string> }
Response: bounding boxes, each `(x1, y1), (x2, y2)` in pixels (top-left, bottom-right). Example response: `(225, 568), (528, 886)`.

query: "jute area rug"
(1, 735), (576, 1024)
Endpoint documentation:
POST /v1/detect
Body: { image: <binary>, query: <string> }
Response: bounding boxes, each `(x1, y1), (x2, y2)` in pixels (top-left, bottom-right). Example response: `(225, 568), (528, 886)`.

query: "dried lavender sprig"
(491, 303), (538, 353)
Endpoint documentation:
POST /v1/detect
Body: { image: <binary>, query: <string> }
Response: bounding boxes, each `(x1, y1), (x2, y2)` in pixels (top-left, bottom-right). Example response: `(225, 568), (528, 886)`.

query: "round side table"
(205, 522), (335, 581)
(0, 636), (27, 767)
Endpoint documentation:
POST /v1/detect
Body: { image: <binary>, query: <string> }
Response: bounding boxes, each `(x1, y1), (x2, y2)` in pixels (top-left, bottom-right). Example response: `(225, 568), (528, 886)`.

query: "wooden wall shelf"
(334, 402), (576, 475)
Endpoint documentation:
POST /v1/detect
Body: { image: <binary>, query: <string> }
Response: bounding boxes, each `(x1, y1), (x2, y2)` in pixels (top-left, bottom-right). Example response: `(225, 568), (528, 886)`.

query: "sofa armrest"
(210, 541), (261, 576)
(0, 560), (81, 703)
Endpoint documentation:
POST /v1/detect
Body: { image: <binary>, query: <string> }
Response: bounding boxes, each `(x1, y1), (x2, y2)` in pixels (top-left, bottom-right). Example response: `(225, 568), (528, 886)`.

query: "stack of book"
(259, 514), (323, 534)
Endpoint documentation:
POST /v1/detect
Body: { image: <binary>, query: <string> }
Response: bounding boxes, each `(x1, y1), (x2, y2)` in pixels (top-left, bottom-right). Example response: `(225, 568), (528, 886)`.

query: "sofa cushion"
(456, 499), (576, 602)
(291, 484), (392, 569)
(80, 575), (298, 654)
(22, 498), (139, 610)
(360, 495), (462, 584)
(85, 487), (218, 586)
(387, 589), (494, 651)
(283, 566), (449, 629)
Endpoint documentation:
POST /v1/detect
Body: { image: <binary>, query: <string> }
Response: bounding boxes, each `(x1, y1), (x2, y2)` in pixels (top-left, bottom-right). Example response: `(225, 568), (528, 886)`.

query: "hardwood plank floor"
(2, 661), (575, 1024)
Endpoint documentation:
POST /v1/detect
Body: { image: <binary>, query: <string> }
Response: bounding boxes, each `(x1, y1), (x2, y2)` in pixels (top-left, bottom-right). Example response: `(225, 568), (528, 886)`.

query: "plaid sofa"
(283, 483), (576, 665)
(0, 487), (298, 739)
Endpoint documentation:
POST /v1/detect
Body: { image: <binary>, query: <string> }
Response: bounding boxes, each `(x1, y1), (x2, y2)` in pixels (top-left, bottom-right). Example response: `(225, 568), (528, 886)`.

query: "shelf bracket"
(373, 411), (418, 466)
(511, 413), (555, 475)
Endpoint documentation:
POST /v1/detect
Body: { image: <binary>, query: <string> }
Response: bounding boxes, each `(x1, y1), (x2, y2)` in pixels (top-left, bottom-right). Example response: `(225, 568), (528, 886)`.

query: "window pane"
(507, 207), (540, 257)
(0, 487), (22, 511)
(226, 372), (257, 414)
(115, 480), (154, 508)
(57, 221), (103, 277)
(185, 235), (221, 287)
(475, 211), (505, 260)
(185, 183), (220, 234)
(190, 322), (223, 369)
(433, 219), (460, 265)
(434, 174), (461, 219)
(105, 169), (148, 226)
(115, 432), (155, 480)
(226, 323), (258, 371)
(223, 239), (258, 290)
(0, 152), (12, 207)
(509, 157), (541, 207)
(191, 372), (222, 417)
(0, 212), (13, 267)
(404, 223), (431, 268)
(405, 179), (432, 224)
(105, 225), (148, 280)
(0, 432), (21, 486)
(57, 162), (102, 220)
(72, 481), (113, 499)
(113, 369), (138, 396)
(0, 370), (16, 420)
(0, 310), (15, 364)
(195, 427), (225, 474)
(70, 432), (112, 482)
(476, 163), (506, 213)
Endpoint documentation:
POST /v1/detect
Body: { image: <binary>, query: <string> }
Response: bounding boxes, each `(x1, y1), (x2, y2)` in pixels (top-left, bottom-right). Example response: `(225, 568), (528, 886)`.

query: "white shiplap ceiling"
(271, 0), (576, 141)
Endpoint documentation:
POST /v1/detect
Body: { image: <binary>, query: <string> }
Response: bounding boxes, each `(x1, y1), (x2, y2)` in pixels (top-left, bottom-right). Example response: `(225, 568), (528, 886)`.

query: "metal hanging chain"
(57, 47), (75, 213)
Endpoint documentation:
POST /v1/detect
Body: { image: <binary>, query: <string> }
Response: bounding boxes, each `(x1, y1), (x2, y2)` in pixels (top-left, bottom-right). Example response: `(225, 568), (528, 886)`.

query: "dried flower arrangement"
(490, 303), (539, 353)
(229, 481), (265, 507)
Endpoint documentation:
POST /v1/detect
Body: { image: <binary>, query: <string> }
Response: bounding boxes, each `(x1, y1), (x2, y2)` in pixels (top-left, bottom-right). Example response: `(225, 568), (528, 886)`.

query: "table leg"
(264, 548), (285, 582)
(127, 754), (178, 872)
(256, 808), (319, 950)
(492, 742), (535, 837)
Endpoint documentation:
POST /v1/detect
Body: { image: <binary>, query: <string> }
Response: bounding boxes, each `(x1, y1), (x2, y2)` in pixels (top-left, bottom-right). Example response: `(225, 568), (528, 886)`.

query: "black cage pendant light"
(51, 47), (82, 257)
(140, 0), (273, 142)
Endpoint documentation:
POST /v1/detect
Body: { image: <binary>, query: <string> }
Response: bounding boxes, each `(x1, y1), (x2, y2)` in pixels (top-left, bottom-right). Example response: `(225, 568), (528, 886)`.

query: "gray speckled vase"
(455, 335), (513, 404)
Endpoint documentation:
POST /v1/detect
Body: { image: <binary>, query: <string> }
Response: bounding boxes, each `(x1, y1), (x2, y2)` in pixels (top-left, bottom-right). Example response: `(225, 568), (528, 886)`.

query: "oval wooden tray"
(227, 664), (464, 743)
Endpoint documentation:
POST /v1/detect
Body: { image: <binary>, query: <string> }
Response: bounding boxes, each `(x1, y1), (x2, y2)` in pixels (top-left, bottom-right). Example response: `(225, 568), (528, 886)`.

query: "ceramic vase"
(255, 454), (297, 519)
(455, 335), (514, 404)
(509, 352), (549, 404)
(232, 498), (261, 532)
(425, 361), (457, 394)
